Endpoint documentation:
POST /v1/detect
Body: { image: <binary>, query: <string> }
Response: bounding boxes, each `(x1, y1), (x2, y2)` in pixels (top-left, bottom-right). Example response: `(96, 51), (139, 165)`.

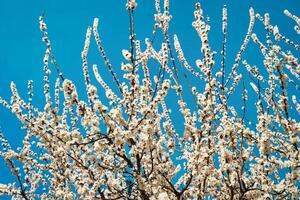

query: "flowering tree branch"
(0, 0), (299, 199)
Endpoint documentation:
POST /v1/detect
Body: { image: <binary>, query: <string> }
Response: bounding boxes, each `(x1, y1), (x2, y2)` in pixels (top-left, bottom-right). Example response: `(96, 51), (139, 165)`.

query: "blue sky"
(0, 0), (299, 195)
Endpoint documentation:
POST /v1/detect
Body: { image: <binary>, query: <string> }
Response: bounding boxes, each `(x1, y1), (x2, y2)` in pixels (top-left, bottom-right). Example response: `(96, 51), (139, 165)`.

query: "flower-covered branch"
(0, 0), (299, 199)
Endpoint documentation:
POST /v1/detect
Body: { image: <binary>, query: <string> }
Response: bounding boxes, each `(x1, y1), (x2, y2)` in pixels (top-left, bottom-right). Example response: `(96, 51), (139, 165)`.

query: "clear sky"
(0, 0), (299, 196)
